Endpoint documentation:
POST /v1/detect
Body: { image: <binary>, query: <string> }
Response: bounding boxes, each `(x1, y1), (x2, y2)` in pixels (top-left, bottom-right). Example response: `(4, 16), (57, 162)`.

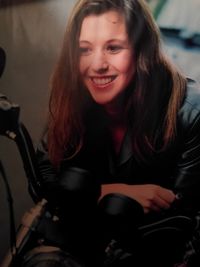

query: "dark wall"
(0, 0), (75, 260)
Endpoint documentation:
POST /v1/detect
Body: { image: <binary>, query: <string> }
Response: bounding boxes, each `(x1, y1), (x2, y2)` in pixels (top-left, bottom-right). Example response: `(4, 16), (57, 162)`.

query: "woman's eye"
(107, 45), (123, 53)
(79, 47), (91, 55)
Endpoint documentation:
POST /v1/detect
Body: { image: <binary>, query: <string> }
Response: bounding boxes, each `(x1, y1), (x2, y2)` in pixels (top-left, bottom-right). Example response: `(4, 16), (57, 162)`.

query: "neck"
(103, 99), (126, 128)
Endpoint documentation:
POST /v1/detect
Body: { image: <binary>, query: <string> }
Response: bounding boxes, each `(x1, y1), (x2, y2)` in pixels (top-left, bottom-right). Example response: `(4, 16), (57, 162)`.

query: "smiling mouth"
(91, 76), (117, 86)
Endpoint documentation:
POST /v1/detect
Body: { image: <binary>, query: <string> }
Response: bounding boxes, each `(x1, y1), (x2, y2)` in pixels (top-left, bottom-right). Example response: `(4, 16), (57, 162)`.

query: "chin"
(91, 95), (114, 106)
(93, 99), (110, 106)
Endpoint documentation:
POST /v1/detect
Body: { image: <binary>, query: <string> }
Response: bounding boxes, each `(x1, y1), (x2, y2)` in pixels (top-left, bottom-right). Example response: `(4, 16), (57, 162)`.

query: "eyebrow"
(79, 39), (129, 45)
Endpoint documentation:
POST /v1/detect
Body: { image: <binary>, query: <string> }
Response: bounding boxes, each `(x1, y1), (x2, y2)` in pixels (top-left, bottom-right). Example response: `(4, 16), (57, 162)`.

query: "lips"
(91, 76), (117, 86)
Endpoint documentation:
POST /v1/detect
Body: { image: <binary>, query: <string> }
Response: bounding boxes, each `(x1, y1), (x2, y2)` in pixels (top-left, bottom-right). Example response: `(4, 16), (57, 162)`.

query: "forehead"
(79, 10), (127, 41)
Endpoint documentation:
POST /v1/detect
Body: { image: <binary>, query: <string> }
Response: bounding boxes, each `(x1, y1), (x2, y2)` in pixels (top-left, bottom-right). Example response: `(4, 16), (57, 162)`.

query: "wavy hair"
(48, 0), (186, 166)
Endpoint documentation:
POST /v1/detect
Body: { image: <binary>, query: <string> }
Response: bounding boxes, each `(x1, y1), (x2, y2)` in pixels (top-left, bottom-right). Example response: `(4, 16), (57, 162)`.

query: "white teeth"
(92, 77), (114, 85)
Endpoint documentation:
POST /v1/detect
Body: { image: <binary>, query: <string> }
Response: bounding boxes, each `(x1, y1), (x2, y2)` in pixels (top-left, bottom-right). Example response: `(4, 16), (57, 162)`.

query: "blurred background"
(148, 0), (200, 82)
(0, 0), (200, 260)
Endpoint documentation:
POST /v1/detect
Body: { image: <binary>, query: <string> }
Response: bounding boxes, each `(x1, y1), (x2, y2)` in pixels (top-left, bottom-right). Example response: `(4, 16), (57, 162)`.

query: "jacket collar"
(108, 130), (133, 175)
(118, 130), (133, 165)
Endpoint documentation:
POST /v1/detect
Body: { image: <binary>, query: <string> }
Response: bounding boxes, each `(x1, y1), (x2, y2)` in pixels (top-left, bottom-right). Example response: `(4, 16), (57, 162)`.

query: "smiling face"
(79, 10), (135, 111)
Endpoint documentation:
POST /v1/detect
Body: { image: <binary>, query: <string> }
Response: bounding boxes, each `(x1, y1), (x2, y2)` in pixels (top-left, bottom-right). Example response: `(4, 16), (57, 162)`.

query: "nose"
(91, 50), (109, 73)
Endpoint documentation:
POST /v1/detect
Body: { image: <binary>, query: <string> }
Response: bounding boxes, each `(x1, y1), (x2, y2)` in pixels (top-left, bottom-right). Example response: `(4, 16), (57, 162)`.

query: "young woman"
(36, 0), (200, 266)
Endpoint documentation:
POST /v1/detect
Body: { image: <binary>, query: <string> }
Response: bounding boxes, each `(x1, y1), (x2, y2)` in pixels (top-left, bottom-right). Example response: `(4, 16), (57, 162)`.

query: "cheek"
(111, 54), (134, 75)
(79, 57), (91, 75)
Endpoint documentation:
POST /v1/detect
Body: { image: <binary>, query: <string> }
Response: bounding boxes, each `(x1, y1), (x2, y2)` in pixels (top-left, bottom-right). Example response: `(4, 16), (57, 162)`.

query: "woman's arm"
(101, 183), (176, 214)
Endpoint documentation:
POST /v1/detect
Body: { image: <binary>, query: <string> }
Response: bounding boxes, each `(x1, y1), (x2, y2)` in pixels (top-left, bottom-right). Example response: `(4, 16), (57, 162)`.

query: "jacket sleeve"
(36, 137), (59, 199)
(174, 98), (200, 214)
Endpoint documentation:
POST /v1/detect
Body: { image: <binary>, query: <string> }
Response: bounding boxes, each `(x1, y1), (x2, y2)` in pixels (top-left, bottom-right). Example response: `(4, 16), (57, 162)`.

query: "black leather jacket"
(36, 78), (200, 216)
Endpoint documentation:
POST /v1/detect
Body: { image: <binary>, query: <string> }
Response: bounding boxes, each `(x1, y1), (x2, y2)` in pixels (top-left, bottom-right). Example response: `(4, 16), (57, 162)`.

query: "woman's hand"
(100, 183), (176, 214)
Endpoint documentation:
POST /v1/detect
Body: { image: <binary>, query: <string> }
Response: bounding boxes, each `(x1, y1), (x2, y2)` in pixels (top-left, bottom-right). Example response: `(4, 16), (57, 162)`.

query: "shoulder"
(184, 78), (200, 110)
(178, 78), (200, 128)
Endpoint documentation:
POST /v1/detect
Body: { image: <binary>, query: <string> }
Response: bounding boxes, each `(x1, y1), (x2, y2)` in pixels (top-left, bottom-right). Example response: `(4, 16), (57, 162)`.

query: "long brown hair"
(48, 0), (186, 166)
